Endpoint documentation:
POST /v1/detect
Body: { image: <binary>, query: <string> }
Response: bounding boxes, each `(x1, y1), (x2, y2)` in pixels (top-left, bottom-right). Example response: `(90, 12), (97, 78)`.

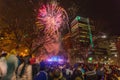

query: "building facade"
(70, 16), (95, 62)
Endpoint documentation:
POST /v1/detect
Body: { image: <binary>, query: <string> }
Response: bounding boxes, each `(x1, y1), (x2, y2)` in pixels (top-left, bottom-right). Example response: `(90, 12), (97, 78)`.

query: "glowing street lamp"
(101, 35), (107, 39)
(104, 56), (107, 59)
(108, 58), (111, 60)
(115, 54), (118, 57)
(76, 16), (81, 21)
(25, 49), (28, 53)
(88, 57), (93, 61)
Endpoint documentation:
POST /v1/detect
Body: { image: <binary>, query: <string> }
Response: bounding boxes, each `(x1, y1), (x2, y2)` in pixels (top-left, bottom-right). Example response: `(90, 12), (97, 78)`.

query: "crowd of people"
(0, 52), (120, 80)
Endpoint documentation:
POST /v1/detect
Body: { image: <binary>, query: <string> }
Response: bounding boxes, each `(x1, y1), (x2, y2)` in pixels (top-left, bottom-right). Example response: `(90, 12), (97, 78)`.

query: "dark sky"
(0, 0), (120, 35)
(89, 0), (120, 35)
(60, 0), (120, 35)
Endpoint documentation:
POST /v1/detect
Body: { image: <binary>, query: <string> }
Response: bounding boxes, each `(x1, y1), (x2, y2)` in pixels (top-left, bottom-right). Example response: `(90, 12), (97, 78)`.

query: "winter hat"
(0, 51), (7, 57)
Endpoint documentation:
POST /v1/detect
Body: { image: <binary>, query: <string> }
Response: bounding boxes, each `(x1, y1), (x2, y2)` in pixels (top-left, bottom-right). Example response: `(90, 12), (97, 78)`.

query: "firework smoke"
(37, 1), (68, 56)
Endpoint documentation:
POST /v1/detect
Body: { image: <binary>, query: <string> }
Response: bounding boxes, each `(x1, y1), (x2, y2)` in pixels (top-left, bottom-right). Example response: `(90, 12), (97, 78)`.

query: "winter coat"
(32, 64), (40, 79)
(2, 54), (18, 80)
(85, 70), (97, 80)
(0, 57), (7, 78)
(17, 63), (32, 80)
(71, 69), (83, 80)
(34, 71), (48, 80)
(96, 68), (104, 80)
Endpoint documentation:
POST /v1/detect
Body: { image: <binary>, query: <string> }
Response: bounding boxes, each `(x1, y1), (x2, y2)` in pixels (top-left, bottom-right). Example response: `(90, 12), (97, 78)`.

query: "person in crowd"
(2, 53), (18, 80)
(77, 64), (85, 77)
(0, 52), (7, 79)
(108, 66), (119, 80)
(53, 68), (66, 80)
(48, 68), (54, 80)
(32, 58), (40, 80)
(85, 64), (97, 80)
(71, 69), (83, 80)
(96, 64), (105, 80)
(16, 55), (32, 80)
(64, 65), (73, 80)
(0, 52), (7, 62)
(105, 65), (113, 80)
(34, 61), (48, 80)
(71, 64), (83, 80)
(16, 54), (24, 67)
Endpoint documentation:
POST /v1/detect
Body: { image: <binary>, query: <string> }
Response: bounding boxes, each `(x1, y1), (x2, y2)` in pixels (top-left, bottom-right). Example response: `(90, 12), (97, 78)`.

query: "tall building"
(71, 16), (95, 61)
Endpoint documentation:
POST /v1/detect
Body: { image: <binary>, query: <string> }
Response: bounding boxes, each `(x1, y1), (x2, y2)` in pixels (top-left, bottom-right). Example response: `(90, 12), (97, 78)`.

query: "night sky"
(60, 0), (120, 35)
(89, 0), (120, 36)
(0, 0), (120, 35)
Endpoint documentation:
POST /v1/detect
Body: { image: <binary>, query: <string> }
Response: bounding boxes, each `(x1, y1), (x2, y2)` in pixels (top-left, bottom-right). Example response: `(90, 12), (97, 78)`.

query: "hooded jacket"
(2, 54), (18, 80)
(0, 57), (7, 78)
(17, 63), (32, 80)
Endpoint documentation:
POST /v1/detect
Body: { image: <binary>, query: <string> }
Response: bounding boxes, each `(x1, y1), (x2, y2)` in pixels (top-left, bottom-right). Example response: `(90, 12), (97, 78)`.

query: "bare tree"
(0, 0), (44, 55)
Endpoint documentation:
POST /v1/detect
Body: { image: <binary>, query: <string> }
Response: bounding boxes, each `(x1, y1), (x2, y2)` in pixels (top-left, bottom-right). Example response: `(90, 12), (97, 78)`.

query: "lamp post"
(101, 35), (107, 39)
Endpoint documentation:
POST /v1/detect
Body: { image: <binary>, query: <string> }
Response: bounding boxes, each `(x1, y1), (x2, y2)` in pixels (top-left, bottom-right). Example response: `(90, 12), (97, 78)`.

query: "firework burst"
(37, 1), (68, 33)
(37, 1), (68, 55)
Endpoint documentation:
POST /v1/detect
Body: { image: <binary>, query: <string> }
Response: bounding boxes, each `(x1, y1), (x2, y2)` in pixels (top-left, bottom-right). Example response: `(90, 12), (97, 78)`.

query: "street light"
(104, 56), (107, 59)
(101, 35), (107, 39)
(88, 57), (93, 61)
(25, 49), (28, 53)
(108, 58), (111, 60)
(114, 54), (118, 57)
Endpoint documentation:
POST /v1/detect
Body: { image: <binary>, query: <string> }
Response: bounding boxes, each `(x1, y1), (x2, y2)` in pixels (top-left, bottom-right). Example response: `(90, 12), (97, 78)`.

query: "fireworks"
(37, 1), (68, 54)
(37, 1), (68, 33)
